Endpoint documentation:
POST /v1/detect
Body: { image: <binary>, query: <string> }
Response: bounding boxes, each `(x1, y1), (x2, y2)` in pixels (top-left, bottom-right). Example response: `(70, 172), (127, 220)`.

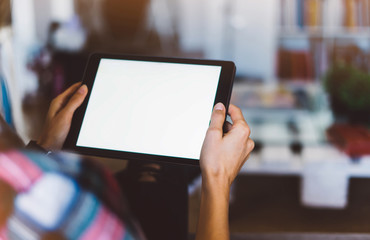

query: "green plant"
(324, 63), (370, 113)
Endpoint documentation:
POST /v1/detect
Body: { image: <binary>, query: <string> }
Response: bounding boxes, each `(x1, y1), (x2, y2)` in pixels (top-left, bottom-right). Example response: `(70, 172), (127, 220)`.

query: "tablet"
(64, 53), (235, 165)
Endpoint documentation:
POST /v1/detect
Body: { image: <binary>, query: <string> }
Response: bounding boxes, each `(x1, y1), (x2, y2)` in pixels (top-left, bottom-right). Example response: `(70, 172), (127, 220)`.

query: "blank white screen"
(76, 59), (221, 160)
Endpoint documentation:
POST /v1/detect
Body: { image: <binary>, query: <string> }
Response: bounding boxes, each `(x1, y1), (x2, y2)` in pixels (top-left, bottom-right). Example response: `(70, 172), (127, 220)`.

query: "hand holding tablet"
(37, 82), (88, 151)
(64, 53), (236, 165)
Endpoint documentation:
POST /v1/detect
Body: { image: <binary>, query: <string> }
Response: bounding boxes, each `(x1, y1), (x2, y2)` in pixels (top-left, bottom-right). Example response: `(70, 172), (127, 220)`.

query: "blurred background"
(1, 0), (370, 237)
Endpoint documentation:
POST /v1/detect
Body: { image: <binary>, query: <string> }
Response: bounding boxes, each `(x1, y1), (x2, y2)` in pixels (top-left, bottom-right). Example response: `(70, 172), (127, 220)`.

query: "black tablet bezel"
(63, 53), (235, 166)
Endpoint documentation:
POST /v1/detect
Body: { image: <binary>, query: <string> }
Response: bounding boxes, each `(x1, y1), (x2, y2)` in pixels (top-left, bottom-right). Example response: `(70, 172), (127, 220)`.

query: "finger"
(240, 141), (254, 170)
(207, 103), (226, 137)
(246, 139), (255, 153)
(238, 141), (254, 172)
(235, 152), (252, 176)
(59, 84), (88, 118)
(48, 82), (82, 118)
(58, 82), (82, 100)
(228, 104), (246, 126)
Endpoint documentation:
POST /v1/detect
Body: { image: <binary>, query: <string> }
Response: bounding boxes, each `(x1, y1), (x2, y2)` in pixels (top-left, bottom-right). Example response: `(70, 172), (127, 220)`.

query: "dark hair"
(0, 0), (12, 28)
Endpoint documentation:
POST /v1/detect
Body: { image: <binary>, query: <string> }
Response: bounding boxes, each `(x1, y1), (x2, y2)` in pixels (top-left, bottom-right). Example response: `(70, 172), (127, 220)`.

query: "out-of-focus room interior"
(1, 0), (370, 239)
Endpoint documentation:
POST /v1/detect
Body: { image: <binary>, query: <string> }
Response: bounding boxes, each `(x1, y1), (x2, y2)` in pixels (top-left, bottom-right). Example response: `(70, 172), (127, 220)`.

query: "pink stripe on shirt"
(0, 152), (42, 192)
(0, 226), (8, 240)
(80, 206), (125, 240)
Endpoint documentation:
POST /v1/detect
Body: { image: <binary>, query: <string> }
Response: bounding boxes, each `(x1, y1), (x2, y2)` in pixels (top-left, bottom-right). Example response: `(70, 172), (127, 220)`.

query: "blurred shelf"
(279, 28), (370, 39)
(241, 148), (370, 178)
(231, 81), (327, 113)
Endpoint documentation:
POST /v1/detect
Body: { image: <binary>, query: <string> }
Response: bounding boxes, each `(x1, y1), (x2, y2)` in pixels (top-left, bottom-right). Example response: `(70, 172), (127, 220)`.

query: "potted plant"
(324, 63), (370, 125)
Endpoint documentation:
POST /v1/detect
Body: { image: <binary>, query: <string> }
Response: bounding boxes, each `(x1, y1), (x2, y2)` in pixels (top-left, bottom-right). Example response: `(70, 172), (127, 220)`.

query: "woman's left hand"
(37, 82), (88, 151)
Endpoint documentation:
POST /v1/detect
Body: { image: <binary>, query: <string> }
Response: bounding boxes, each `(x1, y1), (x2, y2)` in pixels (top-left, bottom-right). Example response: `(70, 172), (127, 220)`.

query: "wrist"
(201, 167), (231, 187)
(36, 139), (51, 151)
(201, 173), (231, 196)
(26, 140), (51, 154)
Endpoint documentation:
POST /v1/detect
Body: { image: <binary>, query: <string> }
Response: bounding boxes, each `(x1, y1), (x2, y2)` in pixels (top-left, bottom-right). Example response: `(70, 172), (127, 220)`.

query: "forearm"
(195, 177), (230, 240)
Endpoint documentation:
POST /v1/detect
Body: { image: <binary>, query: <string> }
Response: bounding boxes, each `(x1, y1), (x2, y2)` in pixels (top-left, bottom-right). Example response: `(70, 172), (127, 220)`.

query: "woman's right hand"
(200, 103), (254, 187)
(196, 103), (254, 240)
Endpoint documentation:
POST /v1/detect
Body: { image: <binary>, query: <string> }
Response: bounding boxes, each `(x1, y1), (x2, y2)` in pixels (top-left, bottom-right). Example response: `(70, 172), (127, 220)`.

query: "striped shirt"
(0, 150), (145, 240)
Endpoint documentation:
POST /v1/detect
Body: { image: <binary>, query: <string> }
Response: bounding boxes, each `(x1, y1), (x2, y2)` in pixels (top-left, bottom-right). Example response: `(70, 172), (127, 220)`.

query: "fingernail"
(78, 85), (87, 94)
(214, 103), (224, 111)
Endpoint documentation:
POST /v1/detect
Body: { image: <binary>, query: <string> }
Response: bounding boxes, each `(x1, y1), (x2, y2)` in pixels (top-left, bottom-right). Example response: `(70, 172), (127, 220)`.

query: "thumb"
(62, 84), (88, 117)
(207, 103), (226, 136)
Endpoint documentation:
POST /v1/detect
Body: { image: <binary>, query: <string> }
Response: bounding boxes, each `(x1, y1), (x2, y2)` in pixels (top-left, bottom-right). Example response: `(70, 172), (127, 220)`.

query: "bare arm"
(196, 103), (254, 240)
